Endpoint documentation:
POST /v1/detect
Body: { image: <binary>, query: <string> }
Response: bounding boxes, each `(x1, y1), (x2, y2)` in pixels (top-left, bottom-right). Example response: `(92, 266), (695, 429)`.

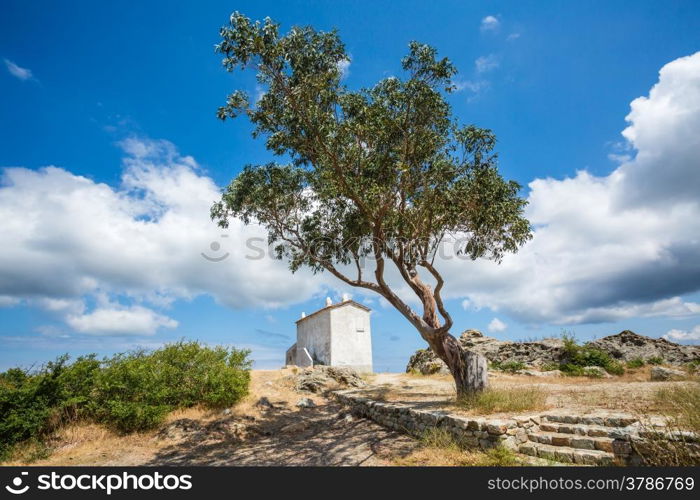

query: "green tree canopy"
(212, 13), (532, 394)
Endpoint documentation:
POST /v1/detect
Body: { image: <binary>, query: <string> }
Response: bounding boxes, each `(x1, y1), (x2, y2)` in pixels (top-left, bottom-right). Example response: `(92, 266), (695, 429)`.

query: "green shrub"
(91, 341), (251, 432)
(647, 356), (664, 365)
(0, 341), (251, 458)
(626, 358), (646, 369)
(490, 361), (526, 373)
(558, 331), (624, 376)
(0, 355), (98, 459)
(541, 362), (560, 372)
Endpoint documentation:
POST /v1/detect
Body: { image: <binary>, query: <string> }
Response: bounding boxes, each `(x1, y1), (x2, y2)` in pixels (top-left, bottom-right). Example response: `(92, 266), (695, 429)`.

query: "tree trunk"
(429, 333), (489, 398)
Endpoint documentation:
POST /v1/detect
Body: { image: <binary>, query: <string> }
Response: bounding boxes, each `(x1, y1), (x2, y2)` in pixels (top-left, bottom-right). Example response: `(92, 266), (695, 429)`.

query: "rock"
(157, 419), (203, 441)
(517, 369), (563, 377)
(650, 366), (686, 381)
(255, 397), (274, 409)
(294, 366), (366, 393)
(296, 397), (316, 408)
(221, 408), (232, 416)
(406, 349), (450, 375)
(588, 330), (700, 364)
(406, 328), (700, 374)
(582, 366), (612, 378)
(281, 421), (309, 433)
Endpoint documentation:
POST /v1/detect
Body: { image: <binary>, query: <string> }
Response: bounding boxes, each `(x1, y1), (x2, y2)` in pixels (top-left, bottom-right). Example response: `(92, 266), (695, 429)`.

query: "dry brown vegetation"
(457, 387), (547, 414)
(392, 428), (520, 466)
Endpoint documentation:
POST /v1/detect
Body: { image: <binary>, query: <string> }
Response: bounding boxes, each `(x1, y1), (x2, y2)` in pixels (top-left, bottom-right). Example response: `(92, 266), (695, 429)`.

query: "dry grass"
(2, 423), (162, 466)
(456, 387), (548, 415)
(632, 384), (700, 466)
(2, 369), (316, 466)
(392, 428), (519, 466)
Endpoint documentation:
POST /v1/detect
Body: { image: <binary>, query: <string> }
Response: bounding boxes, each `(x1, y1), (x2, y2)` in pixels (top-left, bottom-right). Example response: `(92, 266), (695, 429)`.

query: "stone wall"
(334, 389), (651, 465)
(334, 389), (530, 451)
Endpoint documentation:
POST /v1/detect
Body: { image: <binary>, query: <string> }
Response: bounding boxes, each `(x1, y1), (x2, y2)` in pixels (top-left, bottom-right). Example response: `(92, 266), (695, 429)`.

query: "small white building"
(285, 297), (373, 373)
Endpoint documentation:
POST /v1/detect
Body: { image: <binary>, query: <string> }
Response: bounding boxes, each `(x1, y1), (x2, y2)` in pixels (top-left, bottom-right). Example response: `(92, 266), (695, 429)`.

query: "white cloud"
(337, 58), (351, 80)
(4, 59), (34, 81)
(488, 318), (507, 332)
(66, 304), (177, 336)
(663, 325), (700, 343)
(507, 33), (521, 41)
(480, 15), (500, 32)
(0, 137), (330, 335)
(436, 52), (700, 325)
(475, 54), (500, 73)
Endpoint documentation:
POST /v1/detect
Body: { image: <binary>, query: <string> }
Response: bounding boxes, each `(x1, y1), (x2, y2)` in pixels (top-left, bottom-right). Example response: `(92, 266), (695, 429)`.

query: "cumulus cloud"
(663, 325), (700, 343)
(475, 54), (500, 73)
(480, 15), (500, 32)
(488, 318), (507, 332)
(4, 59), (34, 81)
(66, 305), (178, 336)
(0, 137), (329, 335)
(337, 58), (351, 80)
(437, 52), (700, 325)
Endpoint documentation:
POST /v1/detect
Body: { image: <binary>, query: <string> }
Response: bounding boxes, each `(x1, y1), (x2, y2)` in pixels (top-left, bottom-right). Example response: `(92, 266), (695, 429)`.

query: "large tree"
(211, 13), (532, 396)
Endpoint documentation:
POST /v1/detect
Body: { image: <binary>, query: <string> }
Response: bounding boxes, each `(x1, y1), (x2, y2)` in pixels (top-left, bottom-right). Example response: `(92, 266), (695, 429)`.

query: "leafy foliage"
(490, 360), (527, 373)
(211, 13), (532, 338)
(0, 342), (251, 459)
(558, 332), (625, 376)
(626, 357), (646, 369)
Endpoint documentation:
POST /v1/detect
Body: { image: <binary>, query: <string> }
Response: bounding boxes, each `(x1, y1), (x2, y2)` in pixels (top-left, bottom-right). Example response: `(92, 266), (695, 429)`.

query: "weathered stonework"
(333, 390), (668, 465)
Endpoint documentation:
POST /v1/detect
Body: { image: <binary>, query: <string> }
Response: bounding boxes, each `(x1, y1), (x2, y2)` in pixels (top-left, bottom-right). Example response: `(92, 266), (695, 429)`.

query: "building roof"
(295, 300), (371, 324)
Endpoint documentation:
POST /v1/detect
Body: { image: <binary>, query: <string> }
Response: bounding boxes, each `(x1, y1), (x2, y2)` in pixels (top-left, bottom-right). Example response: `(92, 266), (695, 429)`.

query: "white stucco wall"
(329, 304), (373, 373)
(295, 309), (332, 365)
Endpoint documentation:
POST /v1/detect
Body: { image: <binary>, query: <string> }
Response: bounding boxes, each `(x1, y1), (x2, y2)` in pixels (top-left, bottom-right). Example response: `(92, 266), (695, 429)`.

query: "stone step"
(538, 421), (637, 440)
(528, 431), (615, 453)
(519, 442), (615, 466)
(541, 413), (638, 427)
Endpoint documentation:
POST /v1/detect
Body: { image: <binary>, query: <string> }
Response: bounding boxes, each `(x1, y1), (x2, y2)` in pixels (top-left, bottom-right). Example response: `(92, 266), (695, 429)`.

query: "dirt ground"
(7, 370), (418, 467)
(6, 368), (694, 466)
(364, 368), (696, 417)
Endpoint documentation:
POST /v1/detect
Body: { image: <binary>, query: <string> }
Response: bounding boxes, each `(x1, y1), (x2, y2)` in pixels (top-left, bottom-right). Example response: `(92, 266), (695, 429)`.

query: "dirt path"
(147, 400), (416, 466)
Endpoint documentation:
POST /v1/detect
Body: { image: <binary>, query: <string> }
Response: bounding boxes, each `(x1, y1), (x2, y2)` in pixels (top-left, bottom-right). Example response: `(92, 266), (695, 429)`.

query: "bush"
(647, 356), (664, 365)
(558, 332), (625, 376)
(490, 361), (526, 373)
(0, 355), (99, 459)
(0, 342), (251, 458)
(626, 358), (646, 369)
(91, 342), (251, 432)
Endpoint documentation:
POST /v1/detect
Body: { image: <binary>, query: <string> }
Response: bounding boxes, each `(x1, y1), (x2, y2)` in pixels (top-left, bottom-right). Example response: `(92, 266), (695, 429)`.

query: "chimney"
(342, 293), (350, 302)
(301, 312), (306, 318)
(325, 297), (332, 307)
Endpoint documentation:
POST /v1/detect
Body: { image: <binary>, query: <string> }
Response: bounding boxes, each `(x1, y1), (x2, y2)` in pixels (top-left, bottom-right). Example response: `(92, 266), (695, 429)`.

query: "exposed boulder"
(650, 366), (687, 381)
(293, 365), (366, 393)
(296, 397), (316, 408)
(406, 329), (564, 374)
(405, 329), (700, 375)
(406, 348), (449, 375)
(582, 366), (612, 379)
(588, 330), (700, 364)
(517, 369), (563, 377)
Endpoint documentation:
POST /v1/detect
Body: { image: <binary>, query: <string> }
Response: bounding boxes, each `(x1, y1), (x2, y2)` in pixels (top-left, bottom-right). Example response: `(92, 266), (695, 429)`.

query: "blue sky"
(1, 1), (700, 372)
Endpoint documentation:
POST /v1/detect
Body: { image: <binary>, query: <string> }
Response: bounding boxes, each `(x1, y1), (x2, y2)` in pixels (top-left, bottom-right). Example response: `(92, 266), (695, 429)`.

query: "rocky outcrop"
(407, 329), (565, 375)
(650, 366), (687, 381)
(406, 329), (700, 374)
(293, 366), (367, 393)
(588, 330), (700, 364)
